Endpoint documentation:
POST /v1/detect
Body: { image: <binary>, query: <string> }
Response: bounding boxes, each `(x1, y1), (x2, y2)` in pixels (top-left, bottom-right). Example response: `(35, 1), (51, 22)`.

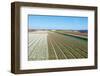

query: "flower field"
(28, 30), (88, 61)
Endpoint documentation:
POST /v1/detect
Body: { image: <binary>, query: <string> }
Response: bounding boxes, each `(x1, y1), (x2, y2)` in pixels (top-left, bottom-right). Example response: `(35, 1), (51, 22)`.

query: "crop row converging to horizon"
(28, 30), (88, 61)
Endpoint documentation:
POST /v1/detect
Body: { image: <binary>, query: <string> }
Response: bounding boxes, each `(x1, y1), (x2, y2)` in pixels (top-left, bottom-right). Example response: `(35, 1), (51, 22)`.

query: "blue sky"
(28, 15), (88, 30)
